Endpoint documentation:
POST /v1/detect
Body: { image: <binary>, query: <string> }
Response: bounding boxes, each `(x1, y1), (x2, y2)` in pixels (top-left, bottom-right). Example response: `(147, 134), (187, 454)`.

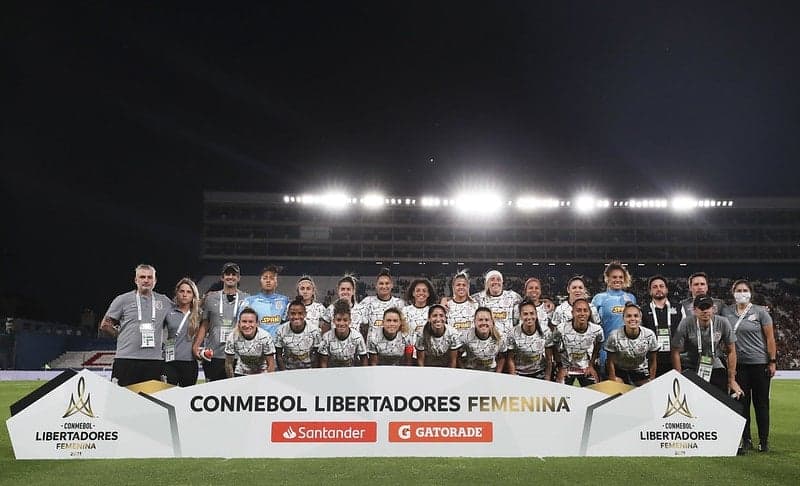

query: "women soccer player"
(224, 307), (276, 377)
(445, 271), (478, 336)
(416, 305), (460, 367)
(164, 278), (201, 386)
(322, 275), (360, 334)
(471, 270), (521, 339)
(604, 303), (658, 386)
(275, 297), (322, 370)
(402, 278), (437, 343)
(367, 308), (413, 365)
(297, 275), (326, 333)
(507, 300), (554, 380)
(592, 261), (637, 374)
(554, 298), (604, 386)
(356, 268), (405, 341)
(460, 307), (507, 373)
(551, 276), (601, 328)
(318, 299), (368, 367)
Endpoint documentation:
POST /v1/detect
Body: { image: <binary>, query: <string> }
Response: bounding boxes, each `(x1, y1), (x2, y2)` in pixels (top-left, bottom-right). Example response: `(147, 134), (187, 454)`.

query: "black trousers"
(111, 358), (163, 387)
(737, 363), (771, 444)
(202, 358), (228, 381)
(164, 360), (199, 387)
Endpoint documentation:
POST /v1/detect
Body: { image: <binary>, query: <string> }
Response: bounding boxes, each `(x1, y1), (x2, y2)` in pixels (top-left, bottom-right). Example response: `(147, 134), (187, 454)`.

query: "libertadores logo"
(388, 422), (493, 442)
(271, 422), (377, 443)
(662, 378), (694, 419)
(63, 377), (95, 419)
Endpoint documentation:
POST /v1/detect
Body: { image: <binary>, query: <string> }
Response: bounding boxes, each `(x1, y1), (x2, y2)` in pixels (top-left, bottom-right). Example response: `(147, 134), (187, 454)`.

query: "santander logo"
(272, 422), (377, 443)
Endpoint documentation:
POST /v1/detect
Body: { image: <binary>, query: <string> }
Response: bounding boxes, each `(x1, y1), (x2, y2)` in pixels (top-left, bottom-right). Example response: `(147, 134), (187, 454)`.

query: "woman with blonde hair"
(460, 307), (507, 372)
(164, 277), (202, 386)
(367, 307), (413, 366)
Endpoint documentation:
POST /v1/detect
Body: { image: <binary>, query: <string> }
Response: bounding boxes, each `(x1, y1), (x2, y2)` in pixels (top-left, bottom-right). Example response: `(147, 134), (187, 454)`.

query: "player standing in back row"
(240, 265), (289, 339)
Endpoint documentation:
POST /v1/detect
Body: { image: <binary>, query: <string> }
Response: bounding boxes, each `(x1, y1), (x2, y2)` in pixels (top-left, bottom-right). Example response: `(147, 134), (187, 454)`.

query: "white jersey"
(512, 302), (549, 328)
(553, 321), (604, 371)
(460, 328), (508, 372)
(447, 299), (479, 334)
(274, 322), (322, 370)
(471, 290), (521, 338)
(508, 325), (554, 376)
(318, 329), (367, 367)
(304, 302), (326, 332)
(367, 329), (412, 366)
(551, 300), (601, 328)
(604, 327), (659, 373)
(224, 328), (276, 375)
(402, 304), (430, 336)
(357, 295), (406, 328)
(415, 325), (462, 367)
(323, 300), (361, 331)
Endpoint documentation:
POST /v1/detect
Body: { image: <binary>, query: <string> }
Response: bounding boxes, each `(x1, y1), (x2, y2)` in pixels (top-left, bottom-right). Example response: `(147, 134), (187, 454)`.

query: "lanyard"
(219, 292), (239, 317)
(177, 310), (190, 337)
(696, 319), (714, 357)
(650, 301), (671, 330)
(136, 293), (156, 323)
(733, 304), (753, 333)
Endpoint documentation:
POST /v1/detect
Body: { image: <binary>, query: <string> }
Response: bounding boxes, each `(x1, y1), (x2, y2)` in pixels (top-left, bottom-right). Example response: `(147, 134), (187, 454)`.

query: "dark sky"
(3, 1), (799, 322)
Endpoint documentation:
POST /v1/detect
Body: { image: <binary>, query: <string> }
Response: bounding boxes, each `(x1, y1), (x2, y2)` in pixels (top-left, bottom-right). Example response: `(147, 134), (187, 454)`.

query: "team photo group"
(98, 260), (776, 453)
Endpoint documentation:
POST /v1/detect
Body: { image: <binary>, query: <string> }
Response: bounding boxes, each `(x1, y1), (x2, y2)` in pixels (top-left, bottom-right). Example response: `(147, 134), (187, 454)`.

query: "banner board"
(7, 368), (743, 459)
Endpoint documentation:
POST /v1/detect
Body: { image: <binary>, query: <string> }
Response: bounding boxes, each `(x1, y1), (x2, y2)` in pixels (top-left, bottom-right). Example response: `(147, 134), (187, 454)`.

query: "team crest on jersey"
(154, 301), (164, 310)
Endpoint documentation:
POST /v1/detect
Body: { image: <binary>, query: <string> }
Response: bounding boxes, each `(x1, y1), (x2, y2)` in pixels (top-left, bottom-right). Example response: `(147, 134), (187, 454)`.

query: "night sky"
(3, 1), (799, 323)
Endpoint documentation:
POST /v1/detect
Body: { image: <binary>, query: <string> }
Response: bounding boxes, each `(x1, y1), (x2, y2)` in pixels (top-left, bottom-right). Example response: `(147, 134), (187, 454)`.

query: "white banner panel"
(7, 368), (745, 458)
(6, 370), (176, 459)
(583, 370), (745, 456)
(153, 367), (606, 457)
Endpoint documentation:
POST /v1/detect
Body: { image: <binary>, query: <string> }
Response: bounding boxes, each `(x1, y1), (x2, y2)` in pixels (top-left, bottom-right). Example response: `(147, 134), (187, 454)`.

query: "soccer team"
(99, 260), (776, 452)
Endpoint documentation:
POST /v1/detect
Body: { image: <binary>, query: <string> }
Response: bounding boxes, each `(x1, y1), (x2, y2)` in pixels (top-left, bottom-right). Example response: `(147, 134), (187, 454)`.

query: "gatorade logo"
(271, 422), (377, 442)
(388, 422), (493, 442)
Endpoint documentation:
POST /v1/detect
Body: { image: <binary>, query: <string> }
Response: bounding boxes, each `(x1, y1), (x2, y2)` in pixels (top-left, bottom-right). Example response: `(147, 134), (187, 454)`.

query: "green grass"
(2, 380), (800, 485)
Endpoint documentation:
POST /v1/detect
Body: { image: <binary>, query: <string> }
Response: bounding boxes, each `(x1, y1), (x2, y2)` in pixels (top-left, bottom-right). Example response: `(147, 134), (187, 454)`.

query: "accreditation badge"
(698, 355), (713, 382)
(140, 322), (155, 348)
(657, 328), (671, 351)
(164, 338), (176, 362)
(220, 319), (234, 343)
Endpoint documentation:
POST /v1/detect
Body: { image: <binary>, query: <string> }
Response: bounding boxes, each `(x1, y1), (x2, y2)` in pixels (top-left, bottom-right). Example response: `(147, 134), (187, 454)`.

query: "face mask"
(734, 292), (751, 304)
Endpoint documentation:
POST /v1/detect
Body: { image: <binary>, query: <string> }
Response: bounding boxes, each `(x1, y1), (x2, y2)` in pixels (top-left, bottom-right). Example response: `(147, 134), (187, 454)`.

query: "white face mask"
(734, 292), (751, 304)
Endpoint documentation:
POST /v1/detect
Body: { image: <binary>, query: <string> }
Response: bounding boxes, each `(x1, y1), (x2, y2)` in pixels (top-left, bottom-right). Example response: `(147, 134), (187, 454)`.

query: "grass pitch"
(2, 380), (799, 485)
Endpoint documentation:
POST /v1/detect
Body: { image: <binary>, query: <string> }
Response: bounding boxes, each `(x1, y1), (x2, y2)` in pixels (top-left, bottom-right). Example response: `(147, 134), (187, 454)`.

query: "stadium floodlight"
(453, 191), (503, 215)
(516, 196), (560, 210)
(319, 192), (350, 210)
(361, 193), (385, 210)
(421, 196), (441, 207)
(574, 194), (604, 213)
(283, 195), (290, 203)
(671, 196), (697, 212)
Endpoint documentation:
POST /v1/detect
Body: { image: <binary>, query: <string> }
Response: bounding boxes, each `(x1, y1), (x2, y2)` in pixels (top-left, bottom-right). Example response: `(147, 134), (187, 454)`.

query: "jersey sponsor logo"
(492, 311), (507, 320)
(388, 421), (493, 442)
(271, 421), (377, 443)
(261, 315), (281, 324)
(611, 305), (625, 314)
(373, 319), (384, 327)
